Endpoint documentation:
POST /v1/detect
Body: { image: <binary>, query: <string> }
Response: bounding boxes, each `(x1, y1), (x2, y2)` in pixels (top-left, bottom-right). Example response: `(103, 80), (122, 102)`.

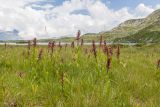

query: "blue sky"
(104, 0), (160, 9)
(0, 0), (160, 39)
(53, 0), (160, 10)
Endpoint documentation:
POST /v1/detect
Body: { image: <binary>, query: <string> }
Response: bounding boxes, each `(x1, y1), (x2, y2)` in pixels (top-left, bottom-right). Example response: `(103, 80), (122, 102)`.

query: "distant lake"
(0, 42), (138, 46)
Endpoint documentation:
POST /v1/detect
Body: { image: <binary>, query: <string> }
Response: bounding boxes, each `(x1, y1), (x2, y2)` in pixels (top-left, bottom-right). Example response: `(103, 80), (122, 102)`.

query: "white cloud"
(0, 0), (159, 39)
(135, 3), (154, 18)
(156, 4), (160, 9)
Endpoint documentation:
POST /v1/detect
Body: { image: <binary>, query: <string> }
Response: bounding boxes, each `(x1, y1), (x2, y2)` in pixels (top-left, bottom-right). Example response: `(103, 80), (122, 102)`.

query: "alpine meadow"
(0, 0), (160, 107)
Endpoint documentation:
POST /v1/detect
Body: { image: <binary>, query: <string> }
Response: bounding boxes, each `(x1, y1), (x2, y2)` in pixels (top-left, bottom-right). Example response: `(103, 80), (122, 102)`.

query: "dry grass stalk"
(38, 49), (43, 61)
(76, 30), (81, 46)
(109, 47), (113, 56)
(85, 48), (88, 54)
(103, 46), (109, 57)
(117, 45), (120, 59)
(28, 40), (31, 50)
(71, 41), (74, 48)
(104, 46), (112, 73)
(106, 56), (112, 73)
(51, 41), (55, 53)
(58, 42), (62, 50)
(27, 41), (31, 56)
(104, 40), (106, 47)
(157, 59), (160, 69)
(58, 41), (61, 47)
(33, 38), (37, 47)
(92, 40), (97, 58)
(48, 41), (51, 49)
(61, 71), (64, 94)
(76, 30), (81, 40)
(5, 42), (7, 49)
(16, 71), (26, 78)
(100, 35), (103, 47)
(81, 39), (84, 47)
(65, 43), (68, 50)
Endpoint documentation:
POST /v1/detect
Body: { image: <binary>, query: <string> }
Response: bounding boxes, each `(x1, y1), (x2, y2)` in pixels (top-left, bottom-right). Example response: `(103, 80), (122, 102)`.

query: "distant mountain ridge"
(110, 9), (160, 34)
(113, 9), (160, 43)
(78, 9), (159, 43)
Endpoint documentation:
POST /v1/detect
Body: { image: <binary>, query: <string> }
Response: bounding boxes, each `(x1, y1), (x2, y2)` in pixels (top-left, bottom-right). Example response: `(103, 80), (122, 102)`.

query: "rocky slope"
(113, 9), (160, 43)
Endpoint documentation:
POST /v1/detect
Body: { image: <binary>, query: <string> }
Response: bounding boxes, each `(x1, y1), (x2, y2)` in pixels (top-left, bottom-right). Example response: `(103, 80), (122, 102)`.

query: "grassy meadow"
(0, 42), (160, 107)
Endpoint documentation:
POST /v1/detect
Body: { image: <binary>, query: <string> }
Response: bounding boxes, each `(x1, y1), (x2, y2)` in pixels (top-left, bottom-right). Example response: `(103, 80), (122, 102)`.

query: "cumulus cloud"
(135, 3), (154, 18)
(156, 4), (160, 9)
(0, 0), (159, 39)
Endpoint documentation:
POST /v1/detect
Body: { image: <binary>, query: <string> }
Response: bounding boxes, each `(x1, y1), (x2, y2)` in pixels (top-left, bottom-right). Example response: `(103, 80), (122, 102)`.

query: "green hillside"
(114, 20), (160, 43)
(78, 9), (160, 43)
